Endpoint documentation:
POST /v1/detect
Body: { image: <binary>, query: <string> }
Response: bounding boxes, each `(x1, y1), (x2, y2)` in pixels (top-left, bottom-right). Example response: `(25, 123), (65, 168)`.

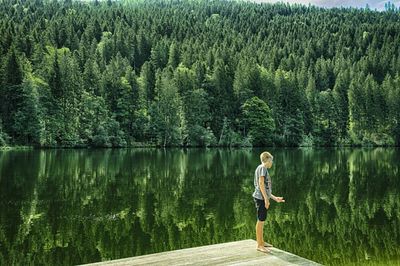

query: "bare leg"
(256, 220), (271, 253)
(256, 220), (264, 247)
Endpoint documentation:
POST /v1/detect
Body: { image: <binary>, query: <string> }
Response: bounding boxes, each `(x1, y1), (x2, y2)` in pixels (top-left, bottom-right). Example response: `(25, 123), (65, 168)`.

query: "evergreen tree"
(240, 97), (275, 146)
(233, 59), (261, 106)
(139, 61), (156, 104)
(181, 89), (213, 146)
(83, 58), (102, 96)
(333, 71), (350, 141)
(315, 90), (338, 146)
(0, 46), (24, 140)
(151, 41), (169, 70)
(348, 73), (366, 143)
(12, 79), (44, 145)
(59, 52), (81, 146)
(48, 51), (63, 101)
(168, 42), (180, 69)
(150, 71), (182, 147)
(0, 119), (10, 147)
(0, 0), (399, 147)
(208, 59), (234, 138)
(383, 75), (400, 145)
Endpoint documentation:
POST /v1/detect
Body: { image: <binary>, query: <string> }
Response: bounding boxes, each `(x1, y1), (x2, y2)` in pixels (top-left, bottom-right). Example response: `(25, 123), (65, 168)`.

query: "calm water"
(0, 148), (399, 265)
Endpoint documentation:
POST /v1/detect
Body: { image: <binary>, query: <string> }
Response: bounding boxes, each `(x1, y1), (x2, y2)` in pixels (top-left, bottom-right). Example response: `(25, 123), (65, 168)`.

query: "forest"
(0, 0), (400, 147)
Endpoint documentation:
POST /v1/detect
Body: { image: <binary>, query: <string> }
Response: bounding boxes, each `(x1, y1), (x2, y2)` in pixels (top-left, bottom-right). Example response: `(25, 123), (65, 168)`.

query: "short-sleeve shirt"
(252, 164), (272, 200)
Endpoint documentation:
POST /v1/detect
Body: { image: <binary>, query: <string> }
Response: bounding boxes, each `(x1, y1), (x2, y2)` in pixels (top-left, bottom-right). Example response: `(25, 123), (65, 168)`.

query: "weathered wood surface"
(82, 239), (322, 266)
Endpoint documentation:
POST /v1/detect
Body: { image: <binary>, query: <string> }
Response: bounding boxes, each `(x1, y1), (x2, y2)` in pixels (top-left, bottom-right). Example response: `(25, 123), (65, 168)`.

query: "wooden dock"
(83, 239), (321, 265)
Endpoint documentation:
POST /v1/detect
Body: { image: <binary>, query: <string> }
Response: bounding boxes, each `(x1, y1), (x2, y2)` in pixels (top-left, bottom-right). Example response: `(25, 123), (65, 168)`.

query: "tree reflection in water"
(0, 148), (399, 265)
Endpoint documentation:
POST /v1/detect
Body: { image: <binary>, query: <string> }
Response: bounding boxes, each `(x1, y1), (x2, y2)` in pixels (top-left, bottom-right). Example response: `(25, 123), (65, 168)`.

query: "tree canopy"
(1, 0), (400, 147)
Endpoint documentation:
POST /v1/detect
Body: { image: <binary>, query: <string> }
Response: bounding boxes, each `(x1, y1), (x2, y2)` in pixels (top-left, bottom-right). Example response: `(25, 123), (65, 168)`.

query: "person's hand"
(265, 199), (270, 209)
(275, 197), (285, 203)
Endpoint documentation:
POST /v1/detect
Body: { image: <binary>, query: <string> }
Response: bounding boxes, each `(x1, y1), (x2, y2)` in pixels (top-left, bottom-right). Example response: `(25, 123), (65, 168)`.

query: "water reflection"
(0, 148), (399, 265)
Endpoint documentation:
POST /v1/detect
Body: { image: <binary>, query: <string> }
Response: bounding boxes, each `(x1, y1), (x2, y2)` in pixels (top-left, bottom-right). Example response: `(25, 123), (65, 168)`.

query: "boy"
(253, 151), (285, 253)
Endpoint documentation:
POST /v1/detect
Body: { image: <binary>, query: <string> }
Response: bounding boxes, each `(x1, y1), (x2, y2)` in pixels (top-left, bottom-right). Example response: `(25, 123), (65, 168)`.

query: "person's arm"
(259, 175), (270, 209)
(270, 194), (285, 203)
(266, 174), (285, 203)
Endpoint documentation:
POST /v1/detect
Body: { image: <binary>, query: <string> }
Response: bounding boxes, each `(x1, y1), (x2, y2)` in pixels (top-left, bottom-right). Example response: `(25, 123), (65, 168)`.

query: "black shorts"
(254, 198), (267, 221)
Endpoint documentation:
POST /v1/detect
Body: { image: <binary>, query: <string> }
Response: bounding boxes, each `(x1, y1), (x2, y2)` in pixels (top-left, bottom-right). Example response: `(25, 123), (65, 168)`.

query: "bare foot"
(263, 242), (273, 247)
(256, 246), (271, 254)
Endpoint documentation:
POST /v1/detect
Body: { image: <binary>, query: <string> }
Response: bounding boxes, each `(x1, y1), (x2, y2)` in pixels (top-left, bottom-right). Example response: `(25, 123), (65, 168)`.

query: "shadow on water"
(0, 148), (399, 265)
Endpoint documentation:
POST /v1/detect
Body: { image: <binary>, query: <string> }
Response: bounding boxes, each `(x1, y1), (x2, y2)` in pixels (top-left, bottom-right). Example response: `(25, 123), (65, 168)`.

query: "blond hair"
(260, 151), (273, 164)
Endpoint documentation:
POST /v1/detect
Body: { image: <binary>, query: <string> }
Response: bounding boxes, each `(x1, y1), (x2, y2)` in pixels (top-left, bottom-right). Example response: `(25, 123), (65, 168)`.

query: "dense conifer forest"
(1, 0), (400, 147)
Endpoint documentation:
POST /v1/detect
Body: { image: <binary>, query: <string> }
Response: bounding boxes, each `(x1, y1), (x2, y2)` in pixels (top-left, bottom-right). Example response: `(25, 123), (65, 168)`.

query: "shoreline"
(1, 145), (399, 150)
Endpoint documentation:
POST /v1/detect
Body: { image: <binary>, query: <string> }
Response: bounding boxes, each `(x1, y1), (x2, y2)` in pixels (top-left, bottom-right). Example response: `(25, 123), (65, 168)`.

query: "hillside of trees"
(1, 0), (400, 147)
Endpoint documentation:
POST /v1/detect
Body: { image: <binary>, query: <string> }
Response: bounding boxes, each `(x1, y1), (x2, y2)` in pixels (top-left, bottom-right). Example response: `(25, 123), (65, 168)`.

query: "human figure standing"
(253, 151), (285, 253)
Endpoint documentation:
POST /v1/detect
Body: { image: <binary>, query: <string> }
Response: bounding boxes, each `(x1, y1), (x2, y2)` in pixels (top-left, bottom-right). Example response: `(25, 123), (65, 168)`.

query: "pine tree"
(333, 71), (350, 141)
(208, 59), (234, 137)
(0, 46), (24, 139)
(168, 42), (180, 69)
(48, 51), (63, 101)
(348, 73), (366, 143)
(12, 79), (44, 145)
(233, 59), (261, 106)
(314, 90), (338, 146)
(150, 71), (182, 147)
(0, 0), (399, 147)
(139, 61), (156, 104)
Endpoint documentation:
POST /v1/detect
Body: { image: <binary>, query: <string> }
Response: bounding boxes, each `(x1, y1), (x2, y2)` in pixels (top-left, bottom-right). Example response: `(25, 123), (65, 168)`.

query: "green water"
(0, 148), (399, 265)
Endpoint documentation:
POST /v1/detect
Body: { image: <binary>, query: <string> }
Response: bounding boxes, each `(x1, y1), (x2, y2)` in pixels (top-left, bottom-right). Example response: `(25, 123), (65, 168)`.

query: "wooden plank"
(82, 239), (321, 266)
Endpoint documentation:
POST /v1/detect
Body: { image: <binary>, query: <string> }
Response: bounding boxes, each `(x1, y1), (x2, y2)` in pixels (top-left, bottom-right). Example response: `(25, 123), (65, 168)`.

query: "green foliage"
(181, 89), (214, 146)
(283, 109), (305, 147)
(3, 47), (23, 86)
(299, 133), (314, 147)
(233, 59), (261, 105)
(385, 74), (400, 145)
(0, 120), (10, 147)
(0, 0), (399, 147)
(168, 42), (180, 69)
(333, 71), (350, 140)
(272, 69), (306, 146)
(240, 97), (275, 146)
(79, 91), (108, 146)
(208, 58), (234, 138)
(314, 90), (338, 146)
(107, 118), (127, 147)
(12, 79), (44, 145)
(173, 65), (214, 146)
(150, 71), (182, 147)
(218, 118), (251, 147)
(132, 108), (151, 142)
(92, 124), (111, 147)
(139, 61), (156, 104)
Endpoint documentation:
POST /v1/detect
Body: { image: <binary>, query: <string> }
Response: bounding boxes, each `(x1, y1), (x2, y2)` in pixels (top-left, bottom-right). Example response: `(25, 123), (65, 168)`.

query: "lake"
(0, 148), (399, 265)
